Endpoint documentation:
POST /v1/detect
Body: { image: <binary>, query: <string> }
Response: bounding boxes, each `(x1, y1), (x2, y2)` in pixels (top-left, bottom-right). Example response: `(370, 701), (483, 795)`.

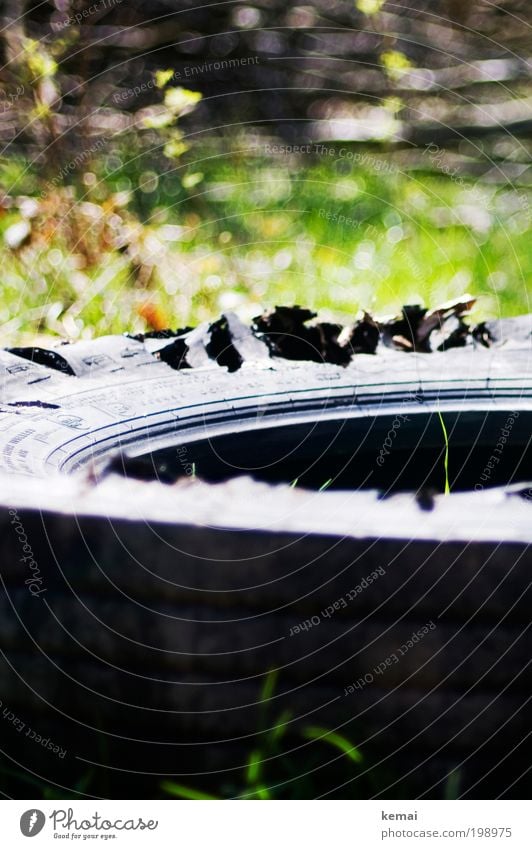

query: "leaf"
(142, 108), (174, 130)
(382, 96), (403, 114)
(164, 87), (202, 116)
(164, 137), (189, 160)
(182, 172), (204, 189)
(381, 50), (414, 81)
(155, 69), (175, 89)
(137, 302), (169, 331)
(355, 0), (385, 14)
(24, 41), (58, 80)
(32, 101), (53, 121)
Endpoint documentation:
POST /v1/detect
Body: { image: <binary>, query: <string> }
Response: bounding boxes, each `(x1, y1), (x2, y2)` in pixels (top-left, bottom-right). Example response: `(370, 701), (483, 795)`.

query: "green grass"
(1, 141), (531, 344)
(160, 782), (218, 801)
(437, 410), (451, 496)
(302, 726), (363, 764)
(159, 670), (368, 801)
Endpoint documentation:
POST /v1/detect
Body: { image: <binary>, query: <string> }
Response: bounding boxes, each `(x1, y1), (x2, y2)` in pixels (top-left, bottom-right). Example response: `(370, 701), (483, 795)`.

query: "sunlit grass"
(1, 143), (530, 344)
(437, 410), (451, 496)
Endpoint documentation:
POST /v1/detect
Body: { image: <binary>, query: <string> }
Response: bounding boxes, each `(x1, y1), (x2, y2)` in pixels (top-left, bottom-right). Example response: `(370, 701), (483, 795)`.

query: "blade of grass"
(444, 769), (461, 800)
(244, 751), (273, 799)
(437, 410), (451, 495)
(319, 478), (333, 492)
(257, 668), (280, 736)
(74, 769), (95, 794)
(260, 669), (278, 704)
(251, 786), (271, 799)
(270, 709), (292, 742)
(302, 726), (363, 764)
(246, 749), (262, 785)
(239, 784), (272, 800)
(161, 781), (219, 800)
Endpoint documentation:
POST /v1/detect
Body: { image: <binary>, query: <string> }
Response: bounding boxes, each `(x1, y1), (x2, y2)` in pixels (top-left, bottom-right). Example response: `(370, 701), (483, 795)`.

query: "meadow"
(1, 139), (530, 345)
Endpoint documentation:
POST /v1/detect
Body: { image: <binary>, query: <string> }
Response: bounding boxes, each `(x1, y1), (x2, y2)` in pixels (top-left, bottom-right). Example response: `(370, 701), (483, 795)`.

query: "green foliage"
(2, 6), (201, 186)
(159, 669), (368, 801)
(142, 84), (202, 160)
(444, 770), (461, 800)
(0, 3), (202, 345)
(160, 782), (218, 800)
(23, 38), (58, 80)
(381, 50), (414, 81)
(0, 141), (530, 344)
(356, 0), (386, 15)
(155, 69), (175, 89)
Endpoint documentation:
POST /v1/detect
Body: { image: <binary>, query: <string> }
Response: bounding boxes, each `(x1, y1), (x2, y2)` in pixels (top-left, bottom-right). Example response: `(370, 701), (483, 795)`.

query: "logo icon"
(20, 810), (46, 837)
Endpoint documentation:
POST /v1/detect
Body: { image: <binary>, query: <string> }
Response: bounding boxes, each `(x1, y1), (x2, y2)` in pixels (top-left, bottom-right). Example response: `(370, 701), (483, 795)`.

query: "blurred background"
(0, 0), (531, 342)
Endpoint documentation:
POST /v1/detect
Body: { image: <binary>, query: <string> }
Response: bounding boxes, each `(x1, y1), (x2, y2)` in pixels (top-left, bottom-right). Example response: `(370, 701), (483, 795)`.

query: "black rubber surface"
(0, 311), (531, 799)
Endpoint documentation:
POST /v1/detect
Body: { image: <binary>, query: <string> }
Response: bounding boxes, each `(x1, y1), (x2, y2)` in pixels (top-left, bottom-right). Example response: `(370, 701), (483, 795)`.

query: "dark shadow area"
(125, 409), (532, 494)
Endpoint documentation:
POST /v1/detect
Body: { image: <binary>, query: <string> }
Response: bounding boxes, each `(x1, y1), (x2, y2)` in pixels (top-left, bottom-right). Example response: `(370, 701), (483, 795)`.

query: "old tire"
(0, 313), (531, 799)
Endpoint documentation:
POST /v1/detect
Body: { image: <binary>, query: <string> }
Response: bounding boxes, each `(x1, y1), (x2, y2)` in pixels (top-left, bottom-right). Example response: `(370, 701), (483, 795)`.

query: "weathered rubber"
(0, 312), (531, 799)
